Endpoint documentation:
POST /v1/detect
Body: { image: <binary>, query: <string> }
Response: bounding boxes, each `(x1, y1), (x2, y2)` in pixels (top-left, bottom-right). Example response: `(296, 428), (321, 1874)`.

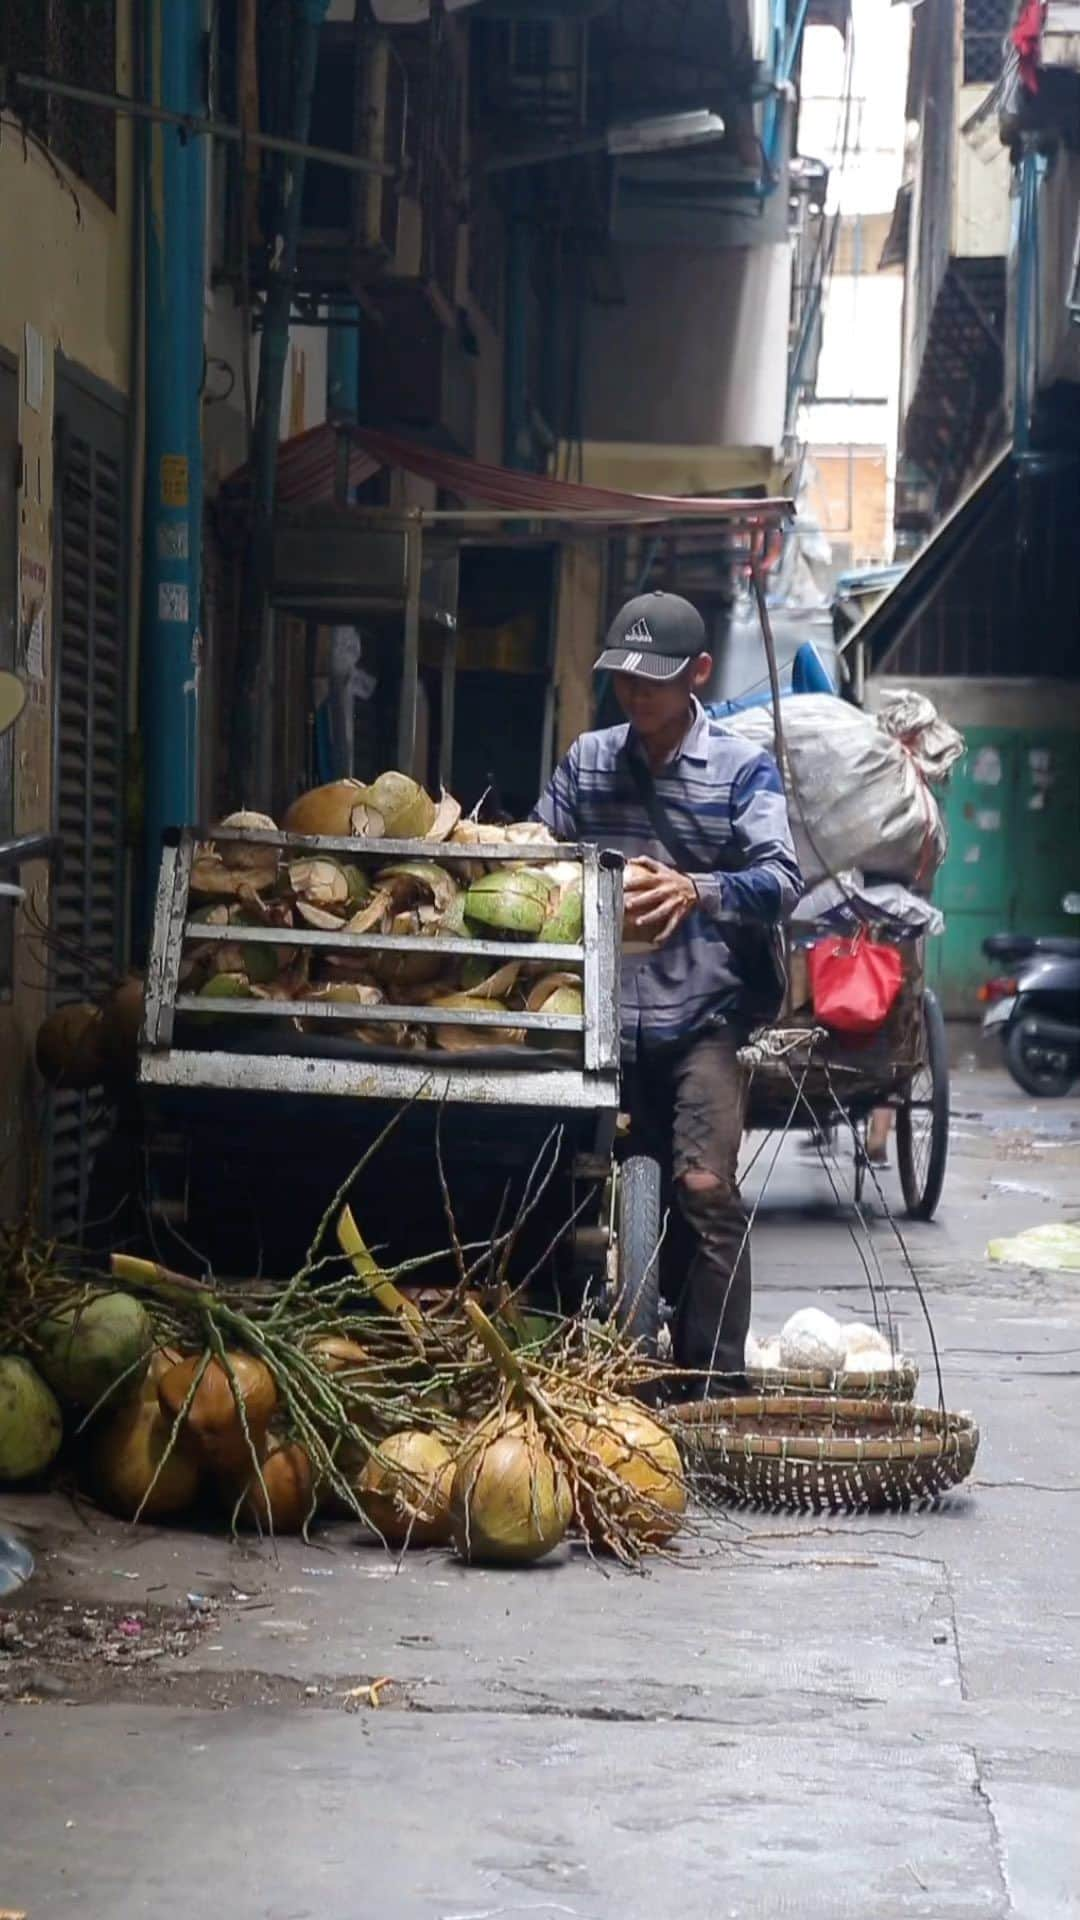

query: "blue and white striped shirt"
(535, 700), (802, 1055)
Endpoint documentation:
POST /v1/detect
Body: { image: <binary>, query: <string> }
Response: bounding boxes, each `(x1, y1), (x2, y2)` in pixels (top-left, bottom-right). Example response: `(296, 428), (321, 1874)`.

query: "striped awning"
(221, 423), (793, 527)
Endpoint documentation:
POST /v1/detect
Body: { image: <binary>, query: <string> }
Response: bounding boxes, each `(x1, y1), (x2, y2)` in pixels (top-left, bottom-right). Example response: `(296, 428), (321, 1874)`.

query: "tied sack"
(808, 933), (903, 1034)
(719, 692), (963, 887)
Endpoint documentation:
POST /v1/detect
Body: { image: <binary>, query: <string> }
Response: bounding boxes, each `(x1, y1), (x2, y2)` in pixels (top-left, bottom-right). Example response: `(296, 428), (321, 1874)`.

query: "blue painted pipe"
(140, 0), (205, 898)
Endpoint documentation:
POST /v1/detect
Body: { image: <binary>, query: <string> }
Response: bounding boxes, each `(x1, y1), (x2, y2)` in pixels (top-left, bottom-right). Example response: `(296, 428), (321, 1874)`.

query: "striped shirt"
(535, 699), (802, 1055)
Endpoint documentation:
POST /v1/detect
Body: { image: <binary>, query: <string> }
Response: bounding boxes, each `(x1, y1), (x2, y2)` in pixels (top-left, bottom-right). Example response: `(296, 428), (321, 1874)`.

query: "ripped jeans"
(624, 1026), (751, 1388)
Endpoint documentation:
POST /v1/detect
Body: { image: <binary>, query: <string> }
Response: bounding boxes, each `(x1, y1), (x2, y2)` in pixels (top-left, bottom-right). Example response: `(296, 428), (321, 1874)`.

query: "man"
(535, 590), (802, 1391)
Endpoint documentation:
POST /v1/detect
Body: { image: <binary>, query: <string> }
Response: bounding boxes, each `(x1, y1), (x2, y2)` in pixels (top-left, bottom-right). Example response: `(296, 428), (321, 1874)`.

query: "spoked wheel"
(609, 1155), (662, 1357)
(1005, 1021), (1076, 1097)
(852, 1120), (868, 1207)
(896, 988), (949, 1221)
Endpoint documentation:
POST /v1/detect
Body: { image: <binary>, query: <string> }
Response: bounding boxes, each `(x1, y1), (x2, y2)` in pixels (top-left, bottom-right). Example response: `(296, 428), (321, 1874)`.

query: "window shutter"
(47, 379), (127, 1242)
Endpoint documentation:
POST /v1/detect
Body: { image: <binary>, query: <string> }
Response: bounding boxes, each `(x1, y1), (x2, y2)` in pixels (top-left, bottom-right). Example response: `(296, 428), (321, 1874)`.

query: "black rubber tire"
(1005, 1021), (1077, 1098)
(613, 1155), (662, 1357)
(897, 988), (950, 1221)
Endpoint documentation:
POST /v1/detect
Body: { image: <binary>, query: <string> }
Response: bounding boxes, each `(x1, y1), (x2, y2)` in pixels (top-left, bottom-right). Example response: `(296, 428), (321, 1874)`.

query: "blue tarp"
(707, 639), (837, 718)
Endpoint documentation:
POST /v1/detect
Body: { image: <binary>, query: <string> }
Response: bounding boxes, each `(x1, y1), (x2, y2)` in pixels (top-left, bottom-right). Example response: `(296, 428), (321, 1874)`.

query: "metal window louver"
(46, 382), (127, 1242)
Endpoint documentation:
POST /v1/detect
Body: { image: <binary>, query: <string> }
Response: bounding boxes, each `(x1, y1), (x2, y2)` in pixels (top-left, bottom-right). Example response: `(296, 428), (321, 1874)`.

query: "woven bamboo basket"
(672, 1395), (979, 1513)
(744, 1360), (919, 1402)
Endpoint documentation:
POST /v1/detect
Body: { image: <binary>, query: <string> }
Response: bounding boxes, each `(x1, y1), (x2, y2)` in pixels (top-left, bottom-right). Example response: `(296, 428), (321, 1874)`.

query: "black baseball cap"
(594, 590), (707, 682)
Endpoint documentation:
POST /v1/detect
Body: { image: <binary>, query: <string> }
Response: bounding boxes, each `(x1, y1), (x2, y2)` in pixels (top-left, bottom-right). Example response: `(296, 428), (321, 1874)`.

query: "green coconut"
(526, 976), (583, 1050)
(35, 1291), (154, 1412)
(541, 883), (583, 945)
(0, 1355), (64, 1482)
(438, 890), (470, 938)
(465, 869), (553, 936)
(197, 970), (252, 1002)
(362, 771), (437, 840)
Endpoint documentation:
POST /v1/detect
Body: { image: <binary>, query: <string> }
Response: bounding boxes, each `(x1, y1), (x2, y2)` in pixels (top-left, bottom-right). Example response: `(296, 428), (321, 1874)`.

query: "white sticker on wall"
(157, 522), (189, 561)
(158, 583), (189, 623)
(972, 746), (1002, 786)
(975, 809), (1001, 832)
(964, 845), (981, 863)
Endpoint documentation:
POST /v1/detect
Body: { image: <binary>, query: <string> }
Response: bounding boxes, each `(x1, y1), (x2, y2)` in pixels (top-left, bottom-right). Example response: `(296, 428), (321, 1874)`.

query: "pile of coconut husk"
(0, 1130), (688, 1568)
(31, 772), (585, 1085)
(180, 773), (584, 1053)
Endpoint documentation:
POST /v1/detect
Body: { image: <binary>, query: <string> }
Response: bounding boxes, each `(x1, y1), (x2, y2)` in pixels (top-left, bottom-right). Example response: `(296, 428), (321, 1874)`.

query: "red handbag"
(807, 932), (903, 1034)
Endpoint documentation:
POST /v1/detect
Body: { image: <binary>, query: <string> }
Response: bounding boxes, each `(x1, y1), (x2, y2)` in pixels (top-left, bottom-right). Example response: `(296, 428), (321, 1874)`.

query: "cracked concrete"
(1, 1067), (1078, 1918)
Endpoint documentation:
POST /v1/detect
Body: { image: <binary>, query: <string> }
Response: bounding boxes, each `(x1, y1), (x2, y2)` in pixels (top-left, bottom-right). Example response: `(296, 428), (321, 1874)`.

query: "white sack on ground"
(721, 694), (959, 885)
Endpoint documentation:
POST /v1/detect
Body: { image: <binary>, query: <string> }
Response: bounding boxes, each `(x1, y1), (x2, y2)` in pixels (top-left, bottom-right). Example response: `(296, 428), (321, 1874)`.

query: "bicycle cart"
(741, 931), (949, 1221)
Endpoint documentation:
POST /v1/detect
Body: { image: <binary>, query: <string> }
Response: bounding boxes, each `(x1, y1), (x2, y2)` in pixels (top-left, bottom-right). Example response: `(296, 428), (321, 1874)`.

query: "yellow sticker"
(160, 455), (189, 507)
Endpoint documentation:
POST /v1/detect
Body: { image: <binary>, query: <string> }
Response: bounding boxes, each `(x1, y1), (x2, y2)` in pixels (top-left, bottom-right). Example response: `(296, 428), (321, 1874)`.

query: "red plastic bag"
(807, 933), (903, 1034)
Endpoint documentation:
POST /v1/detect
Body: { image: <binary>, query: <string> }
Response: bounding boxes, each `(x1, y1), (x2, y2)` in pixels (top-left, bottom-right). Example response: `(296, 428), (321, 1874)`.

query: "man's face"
(611, 654), (712, 739)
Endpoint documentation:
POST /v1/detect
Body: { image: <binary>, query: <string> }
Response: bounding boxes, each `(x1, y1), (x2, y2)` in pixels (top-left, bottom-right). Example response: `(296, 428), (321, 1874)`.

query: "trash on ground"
(986, 1223), (1080, 1272)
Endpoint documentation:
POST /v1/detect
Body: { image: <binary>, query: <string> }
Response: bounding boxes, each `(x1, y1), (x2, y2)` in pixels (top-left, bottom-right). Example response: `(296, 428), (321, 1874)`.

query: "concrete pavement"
(1, 1068), (1078, 1919)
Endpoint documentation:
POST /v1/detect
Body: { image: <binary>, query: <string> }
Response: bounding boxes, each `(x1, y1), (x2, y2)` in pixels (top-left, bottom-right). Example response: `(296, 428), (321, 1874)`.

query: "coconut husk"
(191, 849), (278, 901)
(369, 912), (446, 993)
(288, 857), (352, 910)
(212, 811), (279, 871)
(345, 889), (392, 935)
(430, 992), (525, 1050)
(349, 802), (386, 837)
(296, 901), (346, 931)
(375, 861), (461, 917)
(459, 959), (522, 1000)
(525, 972), (582, 1013)
(361, 771), (437, 840)
(426, 790), (463, 842)
(505, 822), (556, 847)
(299, 982), (387, 1042)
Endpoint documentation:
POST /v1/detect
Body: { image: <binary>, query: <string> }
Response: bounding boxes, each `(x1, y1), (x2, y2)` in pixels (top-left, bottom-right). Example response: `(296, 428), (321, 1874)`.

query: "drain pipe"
(230, 0), (331, 797)
(140, 0), (206, 905)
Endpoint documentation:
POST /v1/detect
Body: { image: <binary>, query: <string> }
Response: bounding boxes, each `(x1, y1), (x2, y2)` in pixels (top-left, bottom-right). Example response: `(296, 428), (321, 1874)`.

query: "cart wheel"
(896, 988), (949, 1221)
(612, 1155), (662, 1357)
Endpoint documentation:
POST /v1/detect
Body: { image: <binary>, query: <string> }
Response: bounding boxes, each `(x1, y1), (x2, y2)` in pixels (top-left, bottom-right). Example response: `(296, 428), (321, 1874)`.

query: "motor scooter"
(980, 893), (1080, 1096)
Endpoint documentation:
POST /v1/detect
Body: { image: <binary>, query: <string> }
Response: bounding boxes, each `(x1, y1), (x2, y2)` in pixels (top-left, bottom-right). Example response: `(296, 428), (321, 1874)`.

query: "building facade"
(0, 0), (841, 1229)
(858, 0), (1080, 1014)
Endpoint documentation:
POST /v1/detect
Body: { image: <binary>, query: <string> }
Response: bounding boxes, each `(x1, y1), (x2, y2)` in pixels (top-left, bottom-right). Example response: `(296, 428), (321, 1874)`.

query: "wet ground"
(1, 1066), (1078, 1918)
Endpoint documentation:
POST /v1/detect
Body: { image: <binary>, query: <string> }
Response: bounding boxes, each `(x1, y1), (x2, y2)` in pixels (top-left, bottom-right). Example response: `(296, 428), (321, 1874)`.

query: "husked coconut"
(213, 810), (279, 871)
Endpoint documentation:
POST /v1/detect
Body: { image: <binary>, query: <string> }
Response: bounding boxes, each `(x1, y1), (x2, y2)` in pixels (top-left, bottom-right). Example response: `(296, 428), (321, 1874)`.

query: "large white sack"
(720, 694), (958, 885)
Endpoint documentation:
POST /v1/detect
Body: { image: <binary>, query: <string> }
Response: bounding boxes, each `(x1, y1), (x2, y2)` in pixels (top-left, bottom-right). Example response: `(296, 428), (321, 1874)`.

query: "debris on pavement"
(986, 1222), (1080, 1271)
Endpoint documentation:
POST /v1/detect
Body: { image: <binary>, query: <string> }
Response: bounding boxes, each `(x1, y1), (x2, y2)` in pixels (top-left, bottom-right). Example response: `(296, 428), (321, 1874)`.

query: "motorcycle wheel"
(1005, 1022), (1077, 1098)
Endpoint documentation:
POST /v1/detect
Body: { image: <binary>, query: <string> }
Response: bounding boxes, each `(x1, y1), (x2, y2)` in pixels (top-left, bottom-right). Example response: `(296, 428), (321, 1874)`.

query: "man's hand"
(624, 856), (699, 944)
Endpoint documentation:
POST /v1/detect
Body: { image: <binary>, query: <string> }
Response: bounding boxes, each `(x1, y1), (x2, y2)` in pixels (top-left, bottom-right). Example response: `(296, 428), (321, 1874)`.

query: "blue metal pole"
(140, 0), (204, 899)
(1013, 147), (1046, 456)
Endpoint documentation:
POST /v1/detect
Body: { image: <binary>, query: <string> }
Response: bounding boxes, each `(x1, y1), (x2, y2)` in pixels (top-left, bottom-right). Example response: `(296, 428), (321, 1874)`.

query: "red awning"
(221, 423), (792, 527)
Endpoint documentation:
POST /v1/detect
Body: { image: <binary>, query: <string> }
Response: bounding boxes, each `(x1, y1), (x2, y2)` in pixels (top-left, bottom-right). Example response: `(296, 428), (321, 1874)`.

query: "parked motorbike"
(979, 894), (1080, 1097)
